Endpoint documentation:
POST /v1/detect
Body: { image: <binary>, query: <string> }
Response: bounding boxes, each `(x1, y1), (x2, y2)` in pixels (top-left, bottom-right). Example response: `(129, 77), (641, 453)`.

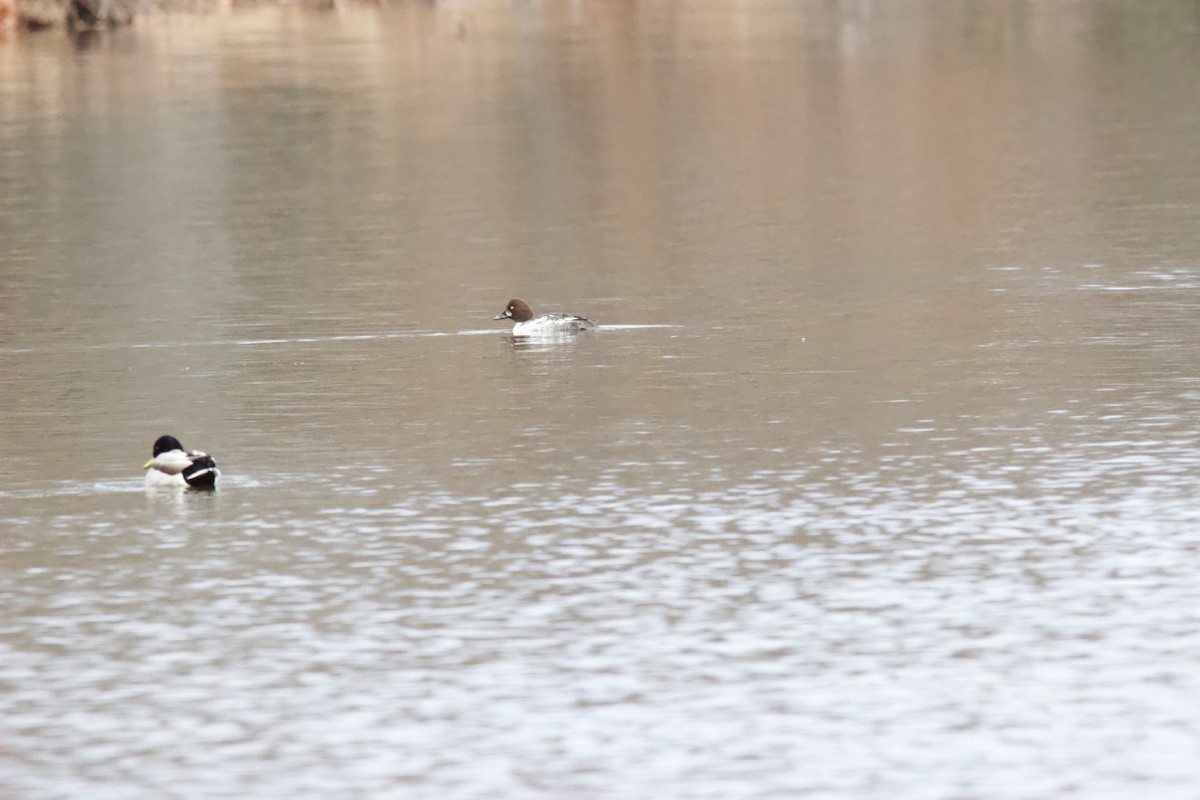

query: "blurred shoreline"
(2, 0), (356, 33)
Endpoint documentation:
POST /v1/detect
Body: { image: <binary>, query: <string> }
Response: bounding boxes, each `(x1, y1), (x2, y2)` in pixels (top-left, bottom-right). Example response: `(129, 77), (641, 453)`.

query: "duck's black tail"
(183, 456), (220, 489)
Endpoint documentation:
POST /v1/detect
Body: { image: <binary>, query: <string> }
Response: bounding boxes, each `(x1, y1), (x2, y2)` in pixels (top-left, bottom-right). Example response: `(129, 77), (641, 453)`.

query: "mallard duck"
(494, 298), (598, 335)
(144, 435), (220, 489)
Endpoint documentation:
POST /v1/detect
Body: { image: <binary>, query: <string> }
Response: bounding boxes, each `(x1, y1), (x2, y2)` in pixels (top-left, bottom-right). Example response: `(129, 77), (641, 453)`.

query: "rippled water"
(3, 2), (1200, 798)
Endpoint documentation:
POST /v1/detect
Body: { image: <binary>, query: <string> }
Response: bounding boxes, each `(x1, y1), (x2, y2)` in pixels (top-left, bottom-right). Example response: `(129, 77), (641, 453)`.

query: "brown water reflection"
(3, 2), (1200, 798)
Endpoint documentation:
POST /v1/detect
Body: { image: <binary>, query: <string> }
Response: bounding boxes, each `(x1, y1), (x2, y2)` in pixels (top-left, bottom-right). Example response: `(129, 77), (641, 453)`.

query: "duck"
(493, 298), (598, 335)
(144, 434), (220, 489)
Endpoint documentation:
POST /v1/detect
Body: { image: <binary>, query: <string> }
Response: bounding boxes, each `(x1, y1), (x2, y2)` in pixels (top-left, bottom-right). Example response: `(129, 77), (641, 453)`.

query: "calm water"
(3, 2), (1200, 797)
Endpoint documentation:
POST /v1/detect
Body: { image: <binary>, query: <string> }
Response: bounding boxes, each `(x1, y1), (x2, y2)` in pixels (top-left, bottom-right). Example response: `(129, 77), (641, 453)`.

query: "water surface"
(3, 2), (1200, 797)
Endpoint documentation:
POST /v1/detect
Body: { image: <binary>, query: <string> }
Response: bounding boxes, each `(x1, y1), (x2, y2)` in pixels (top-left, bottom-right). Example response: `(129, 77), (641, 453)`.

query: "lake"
(3, 2), (1200, 797)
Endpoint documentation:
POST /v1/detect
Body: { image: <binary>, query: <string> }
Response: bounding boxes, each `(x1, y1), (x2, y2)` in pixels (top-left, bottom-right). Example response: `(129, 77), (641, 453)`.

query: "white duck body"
(144, 435), (220, 489)
(513, 312), (598, 335)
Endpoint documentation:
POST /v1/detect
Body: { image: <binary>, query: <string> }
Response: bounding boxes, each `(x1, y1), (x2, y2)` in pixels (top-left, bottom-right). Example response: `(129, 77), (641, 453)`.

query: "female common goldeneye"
(493, 298), (598, 335)
(144, 435), (220, 489)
